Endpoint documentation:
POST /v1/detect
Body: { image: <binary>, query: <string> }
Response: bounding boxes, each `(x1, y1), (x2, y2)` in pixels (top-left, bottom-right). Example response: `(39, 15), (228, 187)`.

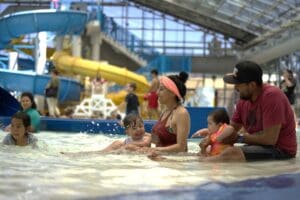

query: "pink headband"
(160, 76), (183, 101)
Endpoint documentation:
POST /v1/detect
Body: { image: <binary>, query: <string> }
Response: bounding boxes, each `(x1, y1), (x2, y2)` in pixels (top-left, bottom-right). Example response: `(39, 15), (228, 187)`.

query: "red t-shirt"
(232, 84), (297, 156)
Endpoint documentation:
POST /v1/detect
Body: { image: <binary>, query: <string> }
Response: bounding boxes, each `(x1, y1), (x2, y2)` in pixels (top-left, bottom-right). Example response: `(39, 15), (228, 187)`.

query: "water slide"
(0, 68), (82, 102)
(0, 9), (149, 112)
(51, 51), (150, 104)
(52, 51), (149, 92)
(0, 9), (87, 103)
(0, 86), (21, 116)
(0, 9), (87, 48)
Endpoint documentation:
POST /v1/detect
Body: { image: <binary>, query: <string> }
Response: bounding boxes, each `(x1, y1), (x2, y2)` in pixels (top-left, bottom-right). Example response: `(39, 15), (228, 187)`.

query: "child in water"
(2, 112), (38, 147)
(62, 113), (151, 155)
(100, 113), (151, 152)
(199, 108), (232, 156)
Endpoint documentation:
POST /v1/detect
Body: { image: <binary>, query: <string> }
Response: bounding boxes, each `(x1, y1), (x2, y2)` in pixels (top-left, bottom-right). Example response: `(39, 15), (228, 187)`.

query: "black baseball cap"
(223, 61), (263, 84)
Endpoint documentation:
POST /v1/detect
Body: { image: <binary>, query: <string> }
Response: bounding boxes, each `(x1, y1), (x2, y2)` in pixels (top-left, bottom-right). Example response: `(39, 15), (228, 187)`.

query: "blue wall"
(0, 107), (217, 138)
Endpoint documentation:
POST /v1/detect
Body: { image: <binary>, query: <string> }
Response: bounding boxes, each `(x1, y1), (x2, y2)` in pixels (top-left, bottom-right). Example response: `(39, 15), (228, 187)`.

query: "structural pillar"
(55, 36), (64, 51)
(86, 20), (101, 61)
(72, 35), (82, 57)
(35, 32), (47, 75)
(91, 34), (100, 61)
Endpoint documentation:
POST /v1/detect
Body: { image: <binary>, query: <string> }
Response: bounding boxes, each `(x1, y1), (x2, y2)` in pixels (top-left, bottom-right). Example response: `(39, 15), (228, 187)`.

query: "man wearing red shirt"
(201, 61), (297, 161)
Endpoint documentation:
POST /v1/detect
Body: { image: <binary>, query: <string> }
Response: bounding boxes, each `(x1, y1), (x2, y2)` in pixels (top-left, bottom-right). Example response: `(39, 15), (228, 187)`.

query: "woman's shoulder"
(26, 109), (41, 117)
(173, 106), (190, 120)
(176, 105), (189, 115)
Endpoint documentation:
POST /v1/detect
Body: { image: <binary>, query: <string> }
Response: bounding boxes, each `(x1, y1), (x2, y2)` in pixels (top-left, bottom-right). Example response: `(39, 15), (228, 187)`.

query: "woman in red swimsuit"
(150, 72), (190, 153)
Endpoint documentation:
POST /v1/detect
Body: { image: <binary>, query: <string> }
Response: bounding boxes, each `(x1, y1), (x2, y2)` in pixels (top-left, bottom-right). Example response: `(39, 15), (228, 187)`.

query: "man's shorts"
(148, 91), (158, 109)
(240, 145), (295, 161)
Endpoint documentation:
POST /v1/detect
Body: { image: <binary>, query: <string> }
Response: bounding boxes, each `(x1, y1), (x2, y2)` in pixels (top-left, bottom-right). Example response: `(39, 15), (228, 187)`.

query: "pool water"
(0, 130), (300, 200)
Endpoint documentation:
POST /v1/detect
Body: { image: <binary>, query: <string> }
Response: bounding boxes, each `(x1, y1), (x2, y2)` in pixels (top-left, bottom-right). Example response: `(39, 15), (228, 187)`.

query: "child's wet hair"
(12, 112), (31, 127)
(209, 109), (230, 124)
(123, 113), (143, 129)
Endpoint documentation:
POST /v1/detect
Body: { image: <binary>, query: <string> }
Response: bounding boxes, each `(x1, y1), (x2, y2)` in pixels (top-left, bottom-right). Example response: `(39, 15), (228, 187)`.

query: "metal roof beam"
(129, 0), (256, 43)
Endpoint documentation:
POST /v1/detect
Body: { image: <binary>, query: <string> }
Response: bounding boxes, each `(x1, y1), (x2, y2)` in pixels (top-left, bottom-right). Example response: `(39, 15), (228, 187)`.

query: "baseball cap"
(223, 61), (263, 84)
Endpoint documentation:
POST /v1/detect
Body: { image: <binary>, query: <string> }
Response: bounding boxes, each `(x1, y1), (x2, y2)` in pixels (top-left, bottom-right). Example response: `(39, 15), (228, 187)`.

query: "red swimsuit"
(152, 111), (176, 147)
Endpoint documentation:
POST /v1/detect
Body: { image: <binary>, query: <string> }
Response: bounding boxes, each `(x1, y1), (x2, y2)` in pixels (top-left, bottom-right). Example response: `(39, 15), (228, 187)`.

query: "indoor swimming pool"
(0, 130), (300, 200)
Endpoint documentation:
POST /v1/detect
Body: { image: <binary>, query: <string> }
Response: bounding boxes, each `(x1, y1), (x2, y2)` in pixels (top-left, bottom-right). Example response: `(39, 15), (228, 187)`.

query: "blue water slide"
(0, 69), (82, 102)
(0, 86), (21, 116)
(0, 9), (87, 49)
(0, 9), (88, 105)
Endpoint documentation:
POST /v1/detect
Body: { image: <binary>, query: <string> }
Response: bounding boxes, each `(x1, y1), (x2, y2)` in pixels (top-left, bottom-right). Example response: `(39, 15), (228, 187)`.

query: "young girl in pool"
(2, 112), (38, 147)
(61, 113), (151, 155)
(99, 113), (151, 152)
(199, 108), (233, 156)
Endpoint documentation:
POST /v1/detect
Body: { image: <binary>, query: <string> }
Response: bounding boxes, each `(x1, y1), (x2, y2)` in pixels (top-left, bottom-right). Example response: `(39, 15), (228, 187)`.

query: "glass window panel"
(144, 19), (154, 29)
(185, 32), (202, 42)
(153, 30), (164, 40)
(103, 6), (123, 17)
(154, 19), (163, 29)
(127, 19), (142, 29)
(128, 7), (142, 17)
(165, 19), (178, 29)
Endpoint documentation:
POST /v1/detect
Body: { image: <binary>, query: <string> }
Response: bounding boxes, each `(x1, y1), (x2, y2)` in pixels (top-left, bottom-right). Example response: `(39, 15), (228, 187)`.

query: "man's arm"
(243, 124), (281, 145)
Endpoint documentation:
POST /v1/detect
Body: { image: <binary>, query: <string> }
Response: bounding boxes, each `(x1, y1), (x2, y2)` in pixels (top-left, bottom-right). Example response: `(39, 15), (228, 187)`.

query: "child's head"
(207, 109), (229, 134)
(51, 69), (59, 76)
(283, 69), (294, 80)
(21, 92), (37, 110)
(126, 82), (137, 92)
(11, 112), (31, 140)
(123, 114), (145, 141)
(151, 69), (158, 77)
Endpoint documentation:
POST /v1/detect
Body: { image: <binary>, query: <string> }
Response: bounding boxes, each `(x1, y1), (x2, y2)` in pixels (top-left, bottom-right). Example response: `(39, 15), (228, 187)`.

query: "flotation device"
(209, 124), (232, 156)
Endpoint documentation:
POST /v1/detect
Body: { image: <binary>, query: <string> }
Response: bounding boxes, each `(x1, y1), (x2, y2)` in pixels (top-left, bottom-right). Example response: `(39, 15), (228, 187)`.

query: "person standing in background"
(45, 69), (60, 117)
(120, 82), (140, 116)
(146, 69), (160, 119)
(280, 69), (297, 125)
(280, 69), (297, 105)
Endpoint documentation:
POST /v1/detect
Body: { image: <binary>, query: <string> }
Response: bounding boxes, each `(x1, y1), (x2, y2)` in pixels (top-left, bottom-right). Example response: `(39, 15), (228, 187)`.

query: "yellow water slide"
(51, 51), (150, 104)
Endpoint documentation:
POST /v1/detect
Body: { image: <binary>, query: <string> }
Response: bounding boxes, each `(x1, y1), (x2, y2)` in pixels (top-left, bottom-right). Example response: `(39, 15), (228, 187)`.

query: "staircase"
(101, 33), (147, 67)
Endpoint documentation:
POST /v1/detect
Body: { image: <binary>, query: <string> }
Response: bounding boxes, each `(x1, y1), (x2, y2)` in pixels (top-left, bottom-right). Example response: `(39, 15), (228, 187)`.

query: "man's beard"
(239, 94), (251, 101)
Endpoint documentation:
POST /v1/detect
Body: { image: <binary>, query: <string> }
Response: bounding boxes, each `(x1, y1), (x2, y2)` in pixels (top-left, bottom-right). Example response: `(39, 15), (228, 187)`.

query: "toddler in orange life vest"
(200, 109), (232, 156)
